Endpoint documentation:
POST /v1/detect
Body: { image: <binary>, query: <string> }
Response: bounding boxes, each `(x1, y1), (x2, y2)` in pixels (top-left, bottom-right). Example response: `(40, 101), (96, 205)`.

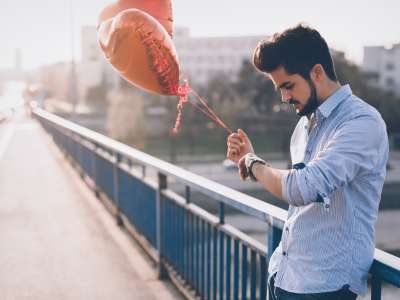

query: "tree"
(85, 85), (108, 108)
(197, 72), (250, 129)
(85, 71), (109, 110)
(234, 60), (281, 114)
(333, 51), (400, 133)
(106, 86), (146, 150)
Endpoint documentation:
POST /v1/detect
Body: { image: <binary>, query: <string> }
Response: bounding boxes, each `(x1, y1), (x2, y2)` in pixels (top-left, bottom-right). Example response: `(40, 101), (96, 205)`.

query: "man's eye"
(286, 84), (294, 90)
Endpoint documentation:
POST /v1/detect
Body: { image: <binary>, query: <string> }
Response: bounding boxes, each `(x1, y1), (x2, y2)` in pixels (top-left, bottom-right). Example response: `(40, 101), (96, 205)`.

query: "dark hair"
(253, 24), (337, 81)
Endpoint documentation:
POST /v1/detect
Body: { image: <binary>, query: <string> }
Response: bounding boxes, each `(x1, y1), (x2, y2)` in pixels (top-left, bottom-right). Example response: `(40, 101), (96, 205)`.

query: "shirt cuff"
(282, 167), (331, 208)
(281, 169), (306, 206)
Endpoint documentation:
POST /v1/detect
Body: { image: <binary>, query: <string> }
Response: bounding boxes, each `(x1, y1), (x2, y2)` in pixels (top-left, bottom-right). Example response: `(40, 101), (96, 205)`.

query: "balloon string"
(172, 80), (232, 134)
(189, 89), (233, 134)
(186, 97), (224, 126)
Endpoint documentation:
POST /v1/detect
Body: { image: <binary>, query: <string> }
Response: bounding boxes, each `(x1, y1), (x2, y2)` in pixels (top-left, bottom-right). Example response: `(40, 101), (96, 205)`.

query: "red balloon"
(99, 0), (173, 37)
(98, 8), (179, 95)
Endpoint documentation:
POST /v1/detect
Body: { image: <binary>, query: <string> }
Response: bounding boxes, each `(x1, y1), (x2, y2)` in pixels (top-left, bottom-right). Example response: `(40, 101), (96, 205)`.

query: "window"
(386, 77), (395, 87)
(386, 63), (395, 71)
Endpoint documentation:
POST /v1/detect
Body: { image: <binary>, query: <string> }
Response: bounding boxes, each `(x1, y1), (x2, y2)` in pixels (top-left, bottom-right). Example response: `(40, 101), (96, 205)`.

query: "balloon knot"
(172, 79), (191, 134)
(176, 79), (190, 100)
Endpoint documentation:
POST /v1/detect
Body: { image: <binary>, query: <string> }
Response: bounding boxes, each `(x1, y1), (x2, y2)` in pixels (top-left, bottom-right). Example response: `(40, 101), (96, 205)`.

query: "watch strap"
(247, 156), (267, 181)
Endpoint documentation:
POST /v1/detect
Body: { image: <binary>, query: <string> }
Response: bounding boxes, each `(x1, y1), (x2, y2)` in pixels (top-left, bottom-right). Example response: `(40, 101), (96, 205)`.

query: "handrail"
(33, 108), (287, 227)
(33, 108), (400, 299)
(371, 249), (400, 287)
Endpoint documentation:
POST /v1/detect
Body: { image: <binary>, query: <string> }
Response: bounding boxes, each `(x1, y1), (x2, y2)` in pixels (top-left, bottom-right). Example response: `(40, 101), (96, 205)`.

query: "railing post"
(219, 202), (225, 224)
(218, 202), (225, 300)
(77, 136), (85, 179)
(62, 130), (69, 158)
(157, 172), (168, 279)
(267, 217), (282, 261)
(71, 133), (78, 166)
(266, 217), (282, 299)
(371, 274), (382, 300)
(185, 185), (191, 204)
(66, 132), (72, 160)
(113, 151), (123, 226)
(92, 143), (100, 198)
(142, 165), (146, 178)
(267, 217), (282, 300)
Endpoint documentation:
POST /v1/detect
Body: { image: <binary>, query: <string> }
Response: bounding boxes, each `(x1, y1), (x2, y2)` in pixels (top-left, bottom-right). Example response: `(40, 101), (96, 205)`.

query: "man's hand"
(226, 129), (254, 164)
(238, 154), (250, 180)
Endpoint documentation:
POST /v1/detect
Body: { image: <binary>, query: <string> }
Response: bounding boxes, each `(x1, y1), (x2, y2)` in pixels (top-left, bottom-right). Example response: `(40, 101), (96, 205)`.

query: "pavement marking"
(0, 122), (16, 161)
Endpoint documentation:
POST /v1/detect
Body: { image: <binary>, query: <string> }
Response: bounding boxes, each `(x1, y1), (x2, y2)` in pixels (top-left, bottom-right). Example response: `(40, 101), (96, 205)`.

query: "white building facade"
(173, 27), (267, 85)
(362, 43), (400, 96)
(79, 26), (121, 97)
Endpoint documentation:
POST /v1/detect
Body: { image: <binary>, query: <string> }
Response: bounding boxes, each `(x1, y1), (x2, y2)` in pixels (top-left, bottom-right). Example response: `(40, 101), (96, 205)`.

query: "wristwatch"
(245, 154), (268, 182)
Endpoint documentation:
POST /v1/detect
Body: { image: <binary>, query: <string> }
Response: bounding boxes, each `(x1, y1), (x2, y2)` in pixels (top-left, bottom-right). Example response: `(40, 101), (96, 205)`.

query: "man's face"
(268, 66), (319, 116)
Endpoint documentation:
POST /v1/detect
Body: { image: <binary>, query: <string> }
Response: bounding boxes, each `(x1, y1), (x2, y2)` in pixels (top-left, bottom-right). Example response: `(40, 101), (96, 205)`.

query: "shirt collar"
(317, 84), (352, 119)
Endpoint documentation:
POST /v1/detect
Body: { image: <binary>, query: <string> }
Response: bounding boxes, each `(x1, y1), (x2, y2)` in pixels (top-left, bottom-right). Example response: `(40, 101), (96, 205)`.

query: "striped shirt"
(268, 84), (389, 295)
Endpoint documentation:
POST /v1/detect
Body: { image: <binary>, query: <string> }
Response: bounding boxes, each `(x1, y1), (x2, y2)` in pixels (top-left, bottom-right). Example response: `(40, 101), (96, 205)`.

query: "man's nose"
(281, 90), (291, 103)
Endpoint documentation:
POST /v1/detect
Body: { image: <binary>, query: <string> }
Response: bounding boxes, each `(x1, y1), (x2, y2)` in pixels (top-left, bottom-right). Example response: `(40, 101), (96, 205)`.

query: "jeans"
(268, 274), (358, 300)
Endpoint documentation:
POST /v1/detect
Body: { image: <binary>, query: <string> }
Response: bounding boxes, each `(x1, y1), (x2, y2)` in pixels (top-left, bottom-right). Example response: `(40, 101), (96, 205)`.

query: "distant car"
(392, 134), (400, 150)
(386, 160), (394, 170)
(222, 159), (237, 171)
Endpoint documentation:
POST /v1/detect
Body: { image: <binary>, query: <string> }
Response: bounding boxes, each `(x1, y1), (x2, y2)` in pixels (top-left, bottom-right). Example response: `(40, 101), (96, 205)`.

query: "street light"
(68, 0), (78, 122)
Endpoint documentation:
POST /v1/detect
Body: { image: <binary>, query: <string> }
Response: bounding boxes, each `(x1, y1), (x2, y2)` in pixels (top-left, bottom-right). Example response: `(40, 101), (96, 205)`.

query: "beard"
(289, 80), (319, 117)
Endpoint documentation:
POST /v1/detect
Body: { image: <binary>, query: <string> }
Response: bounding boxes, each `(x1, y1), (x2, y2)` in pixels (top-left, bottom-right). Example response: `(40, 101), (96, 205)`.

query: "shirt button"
(283, 251), (287, 256)
(285, 227), (289, 232)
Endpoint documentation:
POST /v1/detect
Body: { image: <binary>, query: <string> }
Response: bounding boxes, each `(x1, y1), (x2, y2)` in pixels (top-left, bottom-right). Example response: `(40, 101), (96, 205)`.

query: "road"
(0, 111), (183, 299)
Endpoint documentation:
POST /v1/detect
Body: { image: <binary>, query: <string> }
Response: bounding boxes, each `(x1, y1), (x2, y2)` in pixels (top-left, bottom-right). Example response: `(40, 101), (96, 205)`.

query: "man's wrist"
(245, 153), (268, 181)
(251, 161), (265, 180)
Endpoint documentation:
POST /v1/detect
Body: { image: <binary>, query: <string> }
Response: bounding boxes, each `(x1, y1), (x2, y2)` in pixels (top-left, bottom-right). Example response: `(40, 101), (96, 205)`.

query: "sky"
(0, 0), (399, 70)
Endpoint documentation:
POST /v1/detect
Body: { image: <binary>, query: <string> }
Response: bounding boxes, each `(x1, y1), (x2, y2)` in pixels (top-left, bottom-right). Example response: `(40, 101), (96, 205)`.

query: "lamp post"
(68, 0), (78, 122)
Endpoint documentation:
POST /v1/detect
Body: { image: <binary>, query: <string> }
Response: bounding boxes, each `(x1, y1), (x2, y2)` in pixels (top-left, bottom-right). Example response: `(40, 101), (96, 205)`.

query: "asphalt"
(0, 113), (183, 300)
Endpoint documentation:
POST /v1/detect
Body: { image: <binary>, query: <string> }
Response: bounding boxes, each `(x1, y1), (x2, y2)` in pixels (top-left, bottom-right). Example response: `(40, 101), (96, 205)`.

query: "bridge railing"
(33, 108), (400, 300)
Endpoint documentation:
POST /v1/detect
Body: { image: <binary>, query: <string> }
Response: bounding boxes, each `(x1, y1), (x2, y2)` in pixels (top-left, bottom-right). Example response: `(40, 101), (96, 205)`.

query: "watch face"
(245, 154), (257, 167)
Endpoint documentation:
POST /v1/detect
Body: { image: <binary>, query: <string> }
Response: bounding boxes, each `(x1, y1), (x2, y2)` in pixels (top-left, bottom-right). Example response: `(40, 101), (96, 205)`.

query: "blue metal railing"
(34, 108), (400, 300)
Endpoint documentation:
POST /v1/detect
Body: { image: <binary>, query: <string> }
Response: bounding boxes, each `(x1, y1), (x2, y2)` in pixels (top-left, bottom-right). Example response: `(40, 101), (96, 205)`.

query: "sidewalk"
(0, 114), (182, 300)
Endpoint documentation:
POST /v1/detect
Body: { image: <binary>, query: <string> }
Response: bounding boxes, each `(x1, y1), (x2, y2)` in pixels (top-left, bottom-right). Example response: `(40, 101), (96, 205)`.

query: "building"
(33, 26), (119, 106)
(0, 49), (25, 82)
(79, 26), (120, 100)
(38, 62), (70, 101)
(173, 27), (267, 85)
(362, 43), (400, 96)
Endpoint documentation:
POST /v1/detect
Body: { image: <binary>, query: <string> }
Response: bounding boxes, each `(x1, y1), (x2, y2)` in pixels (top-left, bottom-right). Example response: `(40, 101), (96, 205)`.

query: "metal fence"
(34, 108), (400, 300)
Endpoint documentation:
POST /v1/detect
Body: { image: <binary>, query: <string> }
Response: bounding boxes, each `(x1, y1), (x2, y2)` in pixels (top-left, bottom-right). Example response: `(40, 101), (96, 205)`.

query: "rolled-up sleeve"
(282, 115), (384, 206)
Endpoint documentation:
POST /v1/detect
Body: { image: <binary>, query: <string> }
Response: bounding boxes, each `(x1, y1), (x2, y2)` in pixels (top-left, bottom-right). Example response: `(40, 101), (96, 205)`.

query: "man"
(227, 24), (388, 299)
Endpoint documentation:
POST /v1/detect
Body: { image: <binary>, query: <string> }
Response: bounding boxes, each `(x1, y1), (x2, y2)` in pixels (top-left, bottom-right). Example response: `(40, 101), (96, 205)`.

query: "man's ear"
(310, 64), (325, 82)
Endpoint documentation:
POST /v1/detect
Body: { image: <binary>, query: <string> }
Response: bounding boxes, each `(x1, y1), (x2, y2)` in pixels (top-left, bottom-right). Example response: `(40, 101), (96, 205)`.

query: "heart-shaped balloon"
(98, 8), (179, 95)
(99, 0), (173, 37)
